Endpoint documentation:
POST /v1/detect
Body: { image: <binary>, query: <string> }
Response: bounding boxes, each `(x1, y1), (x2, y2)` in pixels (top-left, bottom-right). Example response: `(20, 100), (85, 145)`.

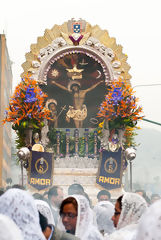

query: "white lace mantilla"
(59, 194), (104, 240)
(35, 199), (55, 225)
(117, 192), (148, 230)
(0, 189), (45, 240)
(0, 214), (23, 240)
(135, 199), (161, 240)
(93, 201), (115, 235)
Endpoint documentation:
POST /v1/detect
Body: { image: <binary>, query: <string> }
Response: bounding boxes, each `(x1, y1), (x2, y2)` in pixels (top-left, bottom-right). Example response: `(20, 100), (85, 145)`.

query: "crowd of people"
(0, 183), (161, 240)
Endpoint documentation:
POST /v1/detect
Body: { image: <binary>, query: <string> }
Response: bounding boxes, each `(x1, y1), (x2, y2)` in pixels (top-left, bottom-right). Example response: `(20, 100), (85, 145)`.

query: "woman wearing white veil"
(36, 198), (80, 240)
(107, 192), (147, 240)
(0, 188), (45, 240)
(35, 199), (55, 225)
(135, 198), (161, 240)
(59, 194), (104, 240)
(0, 214), (23, 240)
(93, 201), (115, 236)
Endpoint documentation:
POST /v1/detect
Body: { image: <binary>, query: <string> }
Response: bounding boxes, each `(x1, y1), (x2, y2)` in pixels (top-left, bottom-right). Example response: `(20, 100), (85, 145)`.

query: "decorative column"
(84, 128), (89, 157)
(94, 130), (98, 157)
(56, 131), (61, 157)
(74, 129), (79, 156)
(66, 129), (70, 157)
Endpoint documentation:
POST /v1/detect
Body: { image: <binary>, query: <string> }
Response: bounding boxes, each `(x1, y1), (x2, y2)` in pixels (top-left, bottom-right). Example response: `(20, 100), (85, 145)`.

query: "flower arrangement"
(97, 78), (143, 149)
(97, 78), (143, 129)
(3, 74), (51, 148)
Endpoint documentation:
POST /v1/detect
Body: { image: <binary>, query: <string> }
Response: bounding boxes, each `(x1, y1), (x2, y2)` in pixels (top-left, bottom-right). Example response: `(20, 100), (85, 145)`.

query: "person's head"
(111, 195), (123, 228)
(112, 192), (147, 230)
(48, 186), (64, 208)
(135, 189), (146, 198)
(33, 193), (45, 201)
(68, 183), (84, 195)
(35, 199), (54, 225)
(151, 194), (160, 204)
(97, 190), (111, 202)
(48, 102), (57, 111)
(94, 201), (114, 235)
(71, 83), (80, 93)
(0, 188), (45, 240)
(60, 197), (78, 234)
(135, 189), (150, 205)
(59, 195), (103, 239)
(43, 191), (49, 199)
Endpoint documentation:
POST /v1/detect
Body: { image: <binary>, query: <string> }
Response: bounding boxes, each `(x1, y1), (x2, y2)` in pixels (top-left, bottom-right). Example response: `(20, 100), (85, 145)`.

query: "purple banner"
(96, 149), (123, 190)
(29, 151), (53, 190)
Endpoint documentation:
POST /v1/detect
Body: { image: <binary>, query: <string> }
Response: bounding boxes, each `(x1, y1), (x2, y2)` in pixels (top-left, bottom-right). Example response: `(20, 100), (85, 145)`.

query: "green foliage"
(13, 120), (42, 150)
(108, 117), (137, 130)
(124, 127), (139, 148)
(47, 128), (101, 157)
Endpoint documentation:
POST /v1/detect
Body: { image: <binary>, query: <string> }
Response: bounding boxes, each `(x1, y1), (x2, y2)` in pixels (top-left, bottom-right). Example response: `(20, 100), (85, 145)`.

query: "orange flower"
(97, 77), (143, 127)
(3, 74), (51, 127)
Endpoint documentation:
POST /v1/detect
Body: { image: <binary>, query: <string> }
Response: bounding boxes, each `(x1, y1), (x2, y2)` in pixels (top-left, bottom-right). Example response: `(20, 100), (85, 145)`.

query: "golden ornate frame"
(21, 19), (131, 83)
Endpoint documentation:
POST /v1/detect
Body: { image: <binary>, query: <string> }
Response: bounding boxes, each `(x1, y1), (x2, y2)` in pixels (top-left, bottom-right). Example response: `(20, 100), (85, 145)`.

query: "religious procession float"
(3, 19), (143, 200)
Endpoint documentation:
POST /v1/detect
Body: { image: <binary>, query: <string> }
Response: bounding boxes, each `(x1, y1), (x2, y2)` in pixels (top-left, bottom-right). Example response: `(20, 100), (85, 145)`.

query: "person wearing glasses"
(59, 195), (103, 240)
(108, 193), (148, 240)
(39, 212), (79, 240)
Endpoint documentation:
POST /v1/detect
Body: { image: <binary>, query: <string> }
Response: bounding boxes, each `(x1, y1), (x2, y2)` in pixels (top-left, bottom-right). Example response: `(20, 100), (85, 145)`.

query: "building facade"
(0, 34), (12, 188)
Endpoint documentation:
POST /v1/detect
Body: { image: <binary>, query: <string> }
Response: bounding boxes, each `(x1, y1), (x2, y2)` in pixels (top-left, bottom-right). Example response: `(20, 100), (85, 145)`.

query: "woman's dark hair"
(117, 195), (123, 210)
(60, 197), (78, 215)
(39, 211), (48, 232)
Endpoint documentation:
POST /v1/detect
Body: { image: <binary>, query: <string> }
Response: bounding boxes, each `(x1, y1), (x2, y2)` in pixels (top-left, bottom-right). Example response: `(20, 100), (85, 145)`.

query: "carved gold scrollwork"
(21, 19), (131, 83)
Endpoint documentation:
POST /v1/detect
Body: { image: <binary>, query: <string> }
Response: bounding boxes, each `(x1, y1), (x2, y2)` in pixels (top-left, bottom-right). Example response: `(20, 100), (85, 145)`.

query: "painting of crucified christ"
(40, 52), (107, 128)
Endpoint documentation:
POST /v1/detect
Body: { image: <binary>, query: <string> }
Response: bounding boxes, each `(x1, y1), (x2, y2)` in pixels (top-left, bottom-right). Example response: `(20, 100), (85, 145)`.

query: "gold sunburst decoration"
(51, 69), (59, 78)
(21, 19), (131, 82)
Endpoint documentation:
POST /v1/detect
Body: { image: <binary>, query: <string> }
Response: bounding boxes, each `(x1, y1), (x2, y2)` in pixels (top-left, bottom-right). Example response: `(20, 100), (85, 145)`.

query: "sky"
(1, 0), (161, 132)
